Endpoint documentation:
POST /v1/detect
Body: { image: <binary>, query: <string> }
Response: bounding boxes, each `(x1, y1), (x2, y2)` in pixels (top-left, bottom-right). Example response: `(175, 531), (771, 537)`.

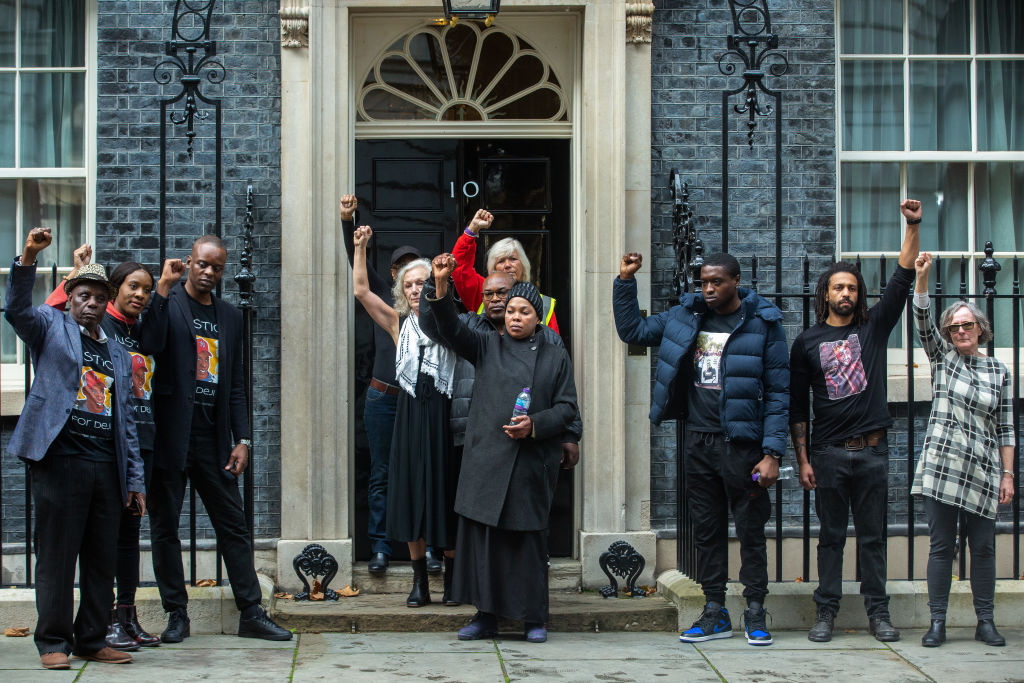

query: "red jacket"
(451, 231), (559, 334)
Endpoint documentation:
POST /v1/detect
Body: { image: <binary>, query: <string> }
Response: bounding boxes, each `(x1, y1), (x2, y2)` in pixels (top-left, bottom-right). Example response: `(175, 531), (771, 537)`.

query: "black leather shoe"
(921, 619), (945, 647)
(238, 608), (293, 641)
(105, 609), (141, 651)
(869, 616), (901, 642)
(161, 607), (190, 644)
(441, 556), (460, 606)
(368, 552), (389, 575)
(407, 557), (432, 607)
(975, 619), (1005, 646)
(118, 604), (160, 647)
(425, 549), (442, 574)
(807, 605), (836, 643)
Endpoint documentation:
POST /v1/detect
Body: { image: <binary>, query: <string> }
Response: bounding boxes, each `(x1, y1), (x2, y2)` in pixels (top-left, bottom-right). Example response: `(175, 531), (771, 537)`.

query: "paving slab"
(298, 631), (495, 654)
(291, 652), (505, 682)
(157, 633), (298, 650)
(74, 646), (296, 682)
(689, 629), (887, 651)
(698, 647), (932, 683)
(502, 657), (720, 682)
(0, 636), (85, 678)
(888, 628), (1024, 683)
(496, 632), (708, 662)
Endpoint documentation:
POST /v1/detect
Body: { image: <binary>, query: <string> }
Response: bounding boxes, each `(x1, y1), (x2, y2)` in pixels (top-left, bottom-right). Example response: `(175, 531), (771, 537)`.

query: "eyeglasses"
(945, 321), (977, 333)
(481, 289), (509, 300)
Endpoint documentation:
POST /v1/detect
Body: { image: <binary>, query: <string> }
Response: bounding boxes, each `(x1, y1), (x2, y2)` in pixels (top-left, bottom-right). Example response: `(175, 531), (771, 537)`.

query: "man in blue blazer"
(5, 227), (146, 670)
(613, 251), (789, 647)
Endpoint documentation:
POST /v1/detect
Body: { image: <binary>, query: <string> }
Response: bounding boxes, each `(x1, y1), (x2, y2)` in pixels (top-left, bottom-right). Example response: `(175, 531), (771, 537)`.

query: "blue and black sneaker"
(743, 602), (773, 646)
(679, 602), (732, 643)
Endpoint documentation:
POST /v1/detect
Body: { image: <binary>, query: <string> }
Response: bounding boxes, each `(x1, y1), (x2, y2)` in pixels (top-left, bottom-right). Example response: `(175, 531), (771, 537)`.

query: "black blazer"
(143, 280), (251, 471)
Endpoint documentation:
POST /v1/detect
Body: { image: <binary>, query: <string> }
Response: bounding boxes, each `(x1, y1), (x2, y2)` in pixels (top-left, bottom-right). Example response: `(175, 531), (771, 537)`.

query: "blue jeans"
(364, 386), (397, 555)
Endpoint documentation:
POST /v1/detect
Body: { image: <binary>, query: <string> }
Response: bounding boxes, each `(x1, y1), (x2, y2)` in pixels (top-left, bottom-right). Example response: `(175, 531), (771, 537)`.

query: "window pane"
(907, 163), (969, 251)
(841, 163), (901, 252)
(842, 61), (903, 150)
(909, 61), (970, 150)
(0, 179), (14, 257)
(19, 72), (85, 167)
(977, 62), (1024, 151)
(1, 283), (17, 363)
(909, 0), (969, 54)
(975, 162), (1024, 251)
(0, 0), (14, 66)
(847, 258), (904, 348)
(0, 73), (13, 166)
(840, 0), (902, 54)
(21, 178), (85, 268)
(20, 0), (85, 67)
(977, 0), (1024, 53)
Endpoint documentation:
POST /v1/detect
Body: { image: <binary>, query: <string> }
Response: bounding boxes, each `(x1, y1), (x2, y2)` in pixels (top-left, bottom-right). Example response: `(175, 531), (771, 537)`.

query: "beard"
(828, 298), (855, 317)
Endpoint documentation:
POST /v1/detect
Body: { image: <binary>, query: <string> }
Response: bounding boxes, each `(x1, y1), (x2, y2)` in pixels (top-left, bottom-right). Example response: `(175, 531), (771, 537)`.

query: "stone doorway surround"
(276, 0), (657, 591)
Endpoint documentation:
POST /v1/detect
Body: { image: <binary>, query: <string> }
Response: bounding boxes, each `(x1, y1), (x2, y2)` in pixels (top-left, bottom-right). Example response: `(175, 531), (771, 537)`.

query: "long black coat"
(141, 280), (251, 471)
(424, 290), (579, 531)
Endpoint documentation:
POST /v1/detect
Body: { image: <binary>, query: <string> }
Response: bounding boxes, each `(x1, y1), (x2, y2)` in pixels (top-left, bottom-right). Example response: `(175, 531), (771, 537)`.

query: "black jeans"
(148, 431), (262, 613)
(684, 430), (770, 606)
(811, 435), (890, 618)
(115, 449), (153, 605)
(924, 497), (996, 621)
(31, 455), (121, 656)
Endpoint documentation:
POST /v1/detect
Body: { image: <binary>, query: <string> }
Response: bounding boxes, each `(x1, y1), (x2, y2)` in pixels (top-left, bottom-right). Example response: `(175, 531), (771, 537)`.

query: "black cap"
(390, 245), (421, 266)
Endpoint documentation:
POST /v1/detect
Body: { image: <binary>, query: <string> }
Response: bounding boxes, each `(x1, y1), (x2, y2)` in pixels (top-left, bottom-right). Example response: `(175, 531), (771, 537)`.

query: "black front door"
(352, 138), (574, 560)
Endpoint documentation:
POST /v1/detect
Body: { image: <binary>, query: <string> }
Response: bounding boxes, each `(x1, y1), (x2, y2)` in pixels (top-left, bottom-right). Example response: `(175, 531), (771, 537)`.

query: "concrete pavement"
(1, 629), (1021, 682)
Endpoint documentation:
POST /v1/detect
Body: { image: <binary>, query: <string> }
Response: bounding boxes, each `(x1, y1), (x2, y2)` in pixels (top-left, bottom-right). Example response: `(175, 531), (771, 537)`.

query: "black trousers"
(684, 430), (771, 606)
(811, 436), (890, 618)
(148, 431), (261, 613)
(115, 449), (153, 605)
(924, 497), (996, 621)
(31, 454), (122, 656)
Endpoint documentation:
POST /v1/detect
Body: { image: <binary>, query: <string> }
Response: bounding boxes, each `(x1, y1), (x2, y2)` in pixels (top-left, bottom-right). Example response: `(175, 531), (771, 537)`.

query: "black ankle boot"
(442, 556), (460, 606)
(118, 604), (160, 647)
(921, 619), (945, 647)
(407, 557), (431, 608)
(975, 619), (1005, 646)
(105, 608), (141, 651)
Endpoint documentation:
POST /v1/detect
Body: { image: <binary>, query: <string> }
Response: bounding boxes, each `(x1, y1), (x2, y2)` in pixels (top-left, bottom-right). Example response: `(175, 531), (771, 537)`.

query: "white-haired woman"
(352, 226), (459, 608)
(911, 253), (1015, 648)
(451, 209), (560, 333)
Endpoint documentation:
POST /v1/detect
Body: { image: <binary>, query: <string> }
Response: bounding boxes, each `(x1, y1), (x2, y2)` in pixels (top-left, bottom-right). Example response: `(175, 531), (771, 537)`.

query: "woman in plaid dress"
(911, 253), (1015, 648)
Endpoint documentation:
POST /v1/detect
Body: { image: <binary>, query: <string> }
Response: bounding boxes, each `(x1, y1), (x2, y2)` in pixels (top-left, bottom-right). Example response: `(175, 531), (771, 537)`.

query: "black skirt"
(451, 515), (549, 623)
(386, 371), (456, 547)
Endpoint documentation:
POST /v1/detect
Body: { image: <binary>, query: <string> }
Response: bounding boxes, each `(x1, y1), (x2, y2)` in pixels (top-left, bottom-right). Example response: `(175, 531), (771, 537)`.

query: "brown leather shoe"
(40, 652), (71, 670)
(75, 646), (133, 664)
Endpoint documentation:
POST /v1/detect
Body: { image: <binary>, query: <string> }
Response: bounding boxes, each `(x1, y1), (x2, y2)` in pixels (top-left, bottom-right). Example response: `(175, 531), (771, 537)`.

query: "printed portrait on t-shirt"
(818, 335), (867, 400)
(694, 331), (729, 390)
(130, 352), (153, 399)
(195, 336), (219, 383)
(77, 369), (113, 416)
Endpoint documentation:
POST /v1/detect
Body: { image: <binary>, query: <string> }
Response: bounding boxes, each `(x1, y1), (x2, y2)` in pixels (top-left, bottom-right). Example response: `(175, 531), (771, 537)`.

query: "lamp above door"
(442, 0), (500, 22)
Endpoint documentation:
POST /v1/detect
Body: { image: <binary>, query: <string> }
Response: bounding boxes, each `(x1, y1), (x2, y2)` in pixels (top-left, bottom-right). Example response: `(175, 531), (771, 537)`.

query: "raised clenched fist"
(467, 209), (493, 235)
(900, 198), (922, 224)
(339, 195), (357, 221)
(353, 225), (373, 248)
(619, 252), (643, 280)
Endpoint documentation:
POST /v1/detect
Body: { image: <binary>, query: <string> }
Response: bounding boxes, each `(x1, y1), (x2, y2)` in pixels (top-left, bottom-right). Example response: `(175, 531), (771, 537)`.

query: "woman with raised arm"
(451, 209), (560, 333)
(351, 226), (459, 607)
(423, 253), (579, 644)
(911, 252), (1015, 648)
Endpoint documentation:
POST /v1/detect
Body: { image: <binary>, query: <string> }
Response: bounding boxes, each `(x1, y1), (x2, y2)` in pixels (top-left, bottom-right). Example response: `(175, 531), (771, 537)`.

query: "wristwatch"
(763, 449), (782, 463)
(237, 438), (253, 449)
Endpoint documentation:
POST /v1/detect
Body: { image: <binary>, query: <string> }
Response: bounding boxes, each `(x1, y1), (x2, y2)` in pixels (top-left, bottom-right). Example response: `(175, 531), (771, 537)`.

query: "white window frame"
(1, 0), (96, 414)
(835, 0), (1024, 371)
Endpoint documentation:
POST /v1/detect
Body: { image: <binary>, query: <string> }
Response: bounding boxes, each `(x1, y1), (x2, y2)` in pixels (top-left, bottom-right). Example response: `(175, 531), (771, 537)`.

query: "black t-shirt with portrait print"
(103, 314), (156, 452)
(189, 295), (220, 434)
(686, 307), (743, 433)
(48, 334), (117, 461)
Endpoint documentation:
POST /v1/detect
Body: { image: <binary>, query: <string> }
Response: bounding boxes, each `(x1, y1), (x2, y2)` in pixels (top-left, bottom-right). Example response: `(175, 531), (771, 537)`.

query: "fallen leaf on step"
(794, 576), (804, 582)
(338, 585), (360, 597)
(195, 579), (217, 587)
(310, 592), (324, 601)
(274, 592), (293, 599)
(4, 627), (30, 637)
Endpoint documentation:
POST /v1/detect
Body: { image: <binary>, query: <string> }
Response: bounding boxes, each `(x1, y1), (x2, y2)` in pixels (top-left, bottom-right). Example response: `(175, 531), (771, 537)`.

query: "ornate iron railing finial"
(671, 171), (702, 300)
(235, 182), (256, 309)
(980, 241), (1001, 297)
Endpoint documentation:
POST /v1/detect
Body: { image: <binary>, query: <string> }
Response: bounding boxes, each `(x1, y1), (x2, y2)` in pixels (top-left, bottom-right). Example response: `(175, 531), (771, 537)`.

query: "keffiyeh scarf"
(395, 313), (455, 398)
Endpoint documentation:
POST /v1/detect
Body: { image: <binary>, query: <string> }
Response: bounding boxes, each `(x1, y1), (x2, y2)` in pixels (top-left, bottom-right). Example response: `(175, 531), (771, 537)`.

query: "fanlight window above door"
(357, 22), (568, 122)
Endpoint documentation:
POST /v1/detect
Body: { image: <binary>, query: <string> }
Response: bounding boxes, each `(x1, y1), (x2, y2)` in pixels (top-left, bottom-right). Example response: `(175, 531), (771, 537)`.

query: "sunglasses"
(945, 321), (977, 333)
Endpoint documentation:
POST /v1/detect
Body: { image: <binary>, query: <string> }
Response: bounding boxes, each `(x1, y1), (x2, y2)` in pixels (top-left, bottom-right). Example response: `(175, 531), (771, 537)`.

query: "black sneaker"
(238, 608), (293, 641)
(679, 602), (732, 643)
(743, 602), (773, 646)
(808, 605), (836, 643)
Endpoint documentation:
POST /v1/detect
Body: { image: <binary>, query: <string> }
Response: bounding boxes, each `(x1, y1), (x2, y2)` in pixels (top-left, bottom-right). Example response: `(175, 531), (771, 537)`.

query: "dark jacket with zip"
(612, 276), (789, 456)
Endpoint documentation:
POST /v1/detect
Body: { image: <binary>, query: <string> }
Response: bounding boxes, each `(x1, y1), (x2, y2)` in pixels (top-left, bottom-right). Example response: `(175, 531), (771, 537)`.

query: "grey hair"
(391, 258), (431, 316)
(938, 300), (993, 346)
(485, 237), (532, 283)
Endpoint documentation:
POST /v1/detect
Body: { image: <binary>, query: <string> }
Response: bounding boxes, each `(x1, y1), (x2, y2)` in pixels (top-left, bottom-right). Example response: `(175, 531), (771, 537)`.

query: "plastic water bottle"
(511, 387), (531, 421)
(752, 466), (794, 483)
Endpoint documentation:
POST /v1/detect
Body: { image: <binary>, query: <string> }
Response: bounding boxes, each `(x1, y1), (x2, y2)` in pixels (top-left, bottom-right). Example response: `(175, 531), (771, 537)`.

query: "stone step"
(349, 558), (582, 594)
(271, 591), (677, 633)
